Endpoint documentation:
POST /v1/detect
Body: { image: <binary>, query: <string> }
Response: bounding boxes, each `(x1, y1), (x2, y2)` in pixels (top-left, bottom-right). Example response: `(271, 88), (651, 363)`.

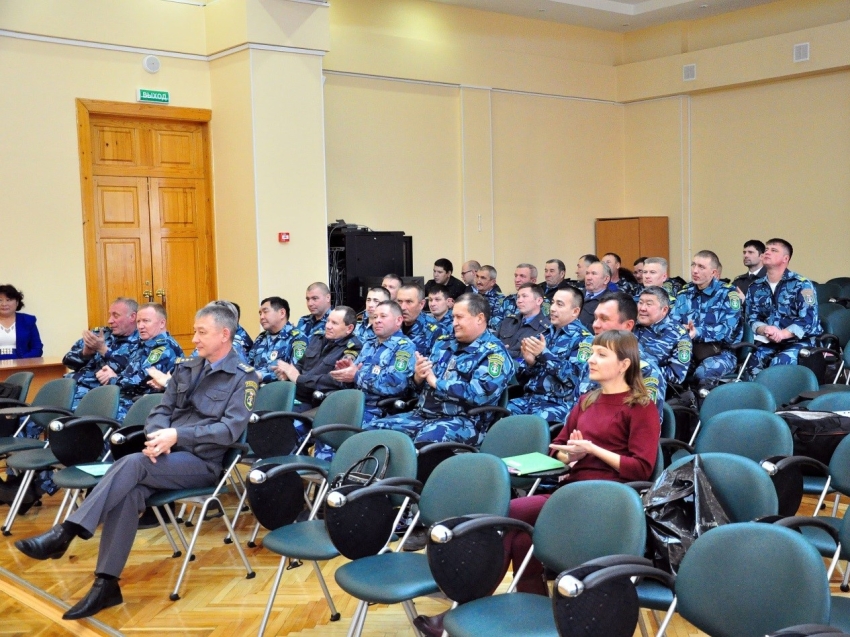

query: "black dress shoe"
(63, 577), (123, 620)
(14, 525), (73, 560)
(413, 612), (446, 637)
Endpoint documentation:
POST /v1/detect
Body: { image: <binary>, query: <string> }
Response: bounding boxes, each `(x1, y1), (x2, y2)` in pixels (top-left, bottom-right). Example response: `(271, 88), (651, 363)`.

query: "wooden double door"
(77, 100), (217, 353)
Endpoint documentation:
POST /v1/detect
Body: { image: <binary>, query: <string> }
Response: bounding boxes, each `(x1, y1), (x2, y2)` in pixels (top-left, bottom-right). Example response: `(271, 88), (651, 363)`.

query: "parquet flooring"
(0, 485), (846, 636)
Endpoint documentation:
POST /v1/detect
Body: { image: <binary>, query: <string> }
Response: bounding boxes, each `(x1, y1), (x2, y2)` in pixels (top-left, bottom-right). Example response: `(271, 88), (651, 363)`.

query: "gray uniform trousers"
(67, 451), (218, 577)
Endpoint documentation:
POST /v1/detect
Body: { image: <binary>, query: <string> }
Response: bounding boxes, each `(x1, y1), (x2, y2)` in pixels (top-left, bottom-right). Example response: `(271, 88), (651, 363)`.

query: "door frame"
(75, 98), (217, 327)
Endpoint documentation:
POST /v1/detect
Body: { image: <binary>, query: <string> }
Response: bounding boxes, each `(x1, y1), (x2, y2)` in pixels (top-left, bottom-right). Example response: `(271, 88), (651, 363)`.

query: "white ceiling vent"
(793, 43), (810, 63)
(683, 64), (696, 81)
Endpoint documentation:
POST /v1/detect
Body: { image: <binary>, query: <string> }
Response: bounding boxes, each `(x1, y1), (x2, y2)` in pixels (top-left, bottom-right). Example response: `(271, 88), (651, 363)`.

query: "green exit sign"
(137, 89), (169, 104)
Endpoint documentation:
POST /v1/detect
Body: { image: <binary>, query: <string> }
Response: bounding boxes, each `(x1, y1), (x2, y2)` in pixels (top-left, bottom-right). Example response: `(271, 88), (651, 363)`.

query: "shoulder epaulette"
(237, 362), (255, 373)
(175, 356), (192, 364)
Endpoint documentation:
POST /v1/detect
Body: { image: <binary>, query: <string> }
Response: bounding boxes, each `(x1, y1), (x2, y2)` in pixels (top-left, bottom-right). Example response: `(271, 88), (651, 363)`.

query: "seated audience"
(635, 286), (693, 386)
(460, 260), (482, 294)
(496, 283), (549, 364)
(427, 284), (454, 333)
(0, 284), (42, 360)
(381, 274), (404, 301)
(474, 265), (506, 330)
(731, 239), (766, 298)
(397, 284), (443, 355)
(508, 286), (592, 425)
(424, 258), (466, 301)
(641, 257), (680, 300)
(354, 286), (390, 344)
(744, 238), (821, 377)
(602, 253), (639, 295)
(249, 297), (300, 384)
(672, 251), (743, 386)
(293, 283), (332, 362)
(500, 264), (539, 317)
(365, 294), (513, 445)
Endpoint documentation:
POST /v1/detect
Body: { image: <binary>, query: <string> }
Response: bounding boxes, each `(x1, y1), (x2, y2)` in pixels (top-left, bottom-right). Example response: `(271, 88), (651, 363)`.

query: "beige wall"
(0, 36), (211, 357)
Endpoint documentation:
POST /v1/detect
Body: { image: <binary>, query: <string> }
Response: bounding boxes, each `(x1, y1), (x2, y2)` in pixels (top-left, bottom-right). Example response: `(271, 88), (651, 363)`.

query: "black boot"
(14, 525), (73, 560)
(63, 576), (123, 620)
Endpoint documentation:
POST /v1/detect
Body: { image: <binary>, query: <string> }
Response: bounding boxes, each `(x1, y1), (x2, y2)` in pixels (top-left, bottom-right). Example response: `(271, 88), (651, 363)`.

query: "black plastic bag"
(778, 410), (850, 466)
(642, 455), (730, 574)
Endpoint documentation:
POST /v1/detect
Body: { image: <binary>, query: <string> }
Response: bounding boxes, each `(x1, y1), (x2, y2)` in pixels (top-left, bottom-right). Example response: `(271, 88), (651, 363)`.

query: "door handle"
(156, 289), (166, 305)
(143, 290), (153, 300)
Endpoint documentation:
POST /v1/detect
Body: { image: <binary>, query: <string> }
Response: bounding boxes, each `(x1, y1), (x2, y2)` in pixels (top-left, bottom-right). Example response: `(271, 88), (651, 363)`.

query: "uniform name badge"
(372, 365), (381, 375)
(443, 355), (457, 380)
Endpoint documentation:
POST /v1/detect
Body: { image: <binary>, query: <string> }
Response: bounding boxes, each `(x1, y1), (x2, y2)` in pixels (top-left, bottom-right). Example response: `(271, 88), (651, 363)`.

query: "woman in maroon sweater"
(504, 329), (660, 594)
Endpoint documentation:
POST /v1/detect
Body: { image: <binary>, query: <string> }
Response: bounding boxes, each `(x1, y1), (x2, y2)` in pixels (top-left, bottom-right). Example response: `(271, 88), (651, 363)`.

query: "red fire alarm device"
(278, 232), (290, 243)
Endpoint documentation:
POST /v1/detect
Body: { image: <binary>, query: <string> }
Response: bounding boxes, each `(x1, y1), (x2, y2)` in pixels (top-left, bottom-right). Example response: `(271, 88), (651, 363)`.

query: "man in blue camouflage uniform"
(293, 283), (332, 364)
(397, 283), (443, 356)
(508, 286), (592, 425)
(226, 302), (253, 359)
(365, 294), (514, 446)
(354, 287), (390, 345)
(640, 257), (680, 302)
(248, 296), (300, 384)
(63, 298), (139, 411)
(474, 265), (506, 331)
(635, 286), (693, 387)
(576, 291), (666, 416)
(499, 264), (539, 318)
(744, 238), (821, 377)
(602, 253), (640, 296)
(330, 301), (416, 423)
(101, 303), (183, 420)
(496, 282), (549, 367)
(427, 285), (454, 334)
(672, 250), (743, 383)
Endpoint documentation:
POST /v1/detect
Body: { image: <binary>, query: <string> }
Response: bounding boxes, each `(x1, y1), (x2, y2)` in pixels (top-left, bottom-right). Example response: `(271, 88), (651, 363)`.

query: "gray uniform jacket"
(145, 349), (256, 469)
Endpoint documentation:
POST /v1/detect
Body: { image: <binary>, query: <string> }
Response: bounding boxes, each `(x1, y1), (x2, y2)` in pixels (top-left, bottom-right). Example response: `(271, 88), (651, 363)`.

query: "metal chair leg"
(311, 561), (340, 621)
(402, 600), (422, 635)
(2, 469), (35, 535)
(152, 506), (183, 558)
(257, 555), (287, 637)
(52, 489), (73, 526)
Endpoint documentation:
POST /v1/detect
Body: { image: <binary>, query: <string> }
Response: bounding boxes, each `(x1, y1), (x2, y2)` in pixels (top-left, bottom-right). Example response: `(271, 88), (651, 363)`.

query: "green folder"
(76, 463), (112, 477)
(502, 452), (566, 476)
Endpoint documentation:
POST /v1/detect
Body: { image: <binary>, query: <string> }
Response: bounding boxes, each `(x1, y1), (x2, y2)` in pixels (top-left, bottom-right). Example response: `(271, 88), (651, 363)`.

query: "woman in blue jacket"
(0, 284), (43, 360)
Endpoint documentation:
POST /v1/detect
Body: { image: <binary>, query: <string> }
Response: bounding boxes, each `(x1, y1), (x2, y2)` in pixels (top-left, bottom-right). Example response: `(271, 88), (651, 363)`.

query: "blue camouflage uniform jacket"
(293, 309), (331, 363)
(354, 331), (417, 409)
(635, 315), (693, 385)
(500, 294), (518, 319)
(354, 316), (376, 345)
(233, 325), (254, 360)
(576, 341), (666, 416)
(63, 329), (140, 390)
(434, 310), (453, 335)
(481, 288), (506, 331)
(745, 269), (822, 341)
(248, 324), (300, 384)
(112, 331), (183, 400)
(517, 320), (592, 403)
(672, 279), (743, 348)
(401, 312), (443, 356)
(416, 331), (514, 420)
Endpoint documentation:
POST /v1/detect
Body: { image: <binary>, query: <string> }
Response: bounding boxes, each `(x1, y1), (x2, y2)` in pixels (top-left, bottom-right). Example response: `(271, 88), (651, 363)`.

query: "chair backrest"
(667, 453), (778, 521)
(700, 382), (776, 422)
(73, 385), (120, 422)
(816, 283), (842, 303)
(809, 391), (850, 411)
(418, 453), (511, 527)
(827, 277), (850, 289)
(313, 389), (365, 450)
(676, 523), (830, 637)
(4, 372), (33, 402)
(122, 393), (164, 427)
(755, 366), (819, 408)
(825, 309), (850, 348)
(695, 409), (793, 461)
(254, 381), (296, 413)
(818, 302), (845, 325)
(327, 429), (418, 486)
(533, 481), (647, 574)
(29, 378), (77, 430)
(661, 403), (676, 439)
(50, 418), (108, 466)
(828, 434), (850, 495)
(480, 415), (550, 458)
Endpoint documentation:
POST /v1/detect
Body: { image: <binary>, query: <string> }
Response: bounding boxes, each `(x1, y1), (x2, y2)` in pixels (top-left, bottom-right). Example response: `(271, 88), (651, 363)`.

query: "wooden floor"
(0, 489), (845, 637)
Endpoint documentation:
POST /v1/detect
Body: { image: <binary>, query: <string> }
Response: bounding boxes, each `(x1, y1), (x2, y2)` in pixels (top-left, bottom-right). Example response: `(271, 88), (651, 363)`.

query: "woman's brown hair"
(581, 329), (651, 409)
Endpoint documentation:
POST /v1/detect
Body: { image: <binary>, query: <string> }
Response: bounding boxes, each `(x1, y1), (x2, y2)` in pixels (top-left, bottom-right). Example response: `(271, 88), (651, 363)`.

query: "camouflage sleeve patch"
(244, 381), (257, 410)
(146, 347), (166, 364)
(394, 351), (411, 372)
(677, 340), (692, 364)
(292, 340), (307, 361)
(642, 374), (659, 404)
(802, 289), (816, 306)
(487, 353), (505, 378)
(728, 290), (741, 310)
(577, 342), (592, 363)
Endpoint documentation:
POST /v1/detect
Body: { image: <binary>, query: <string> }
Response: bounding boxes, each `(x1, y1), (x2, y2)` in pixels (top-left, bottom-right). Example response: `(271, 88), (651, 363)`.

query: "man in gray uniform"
(14, 304), (255, 621)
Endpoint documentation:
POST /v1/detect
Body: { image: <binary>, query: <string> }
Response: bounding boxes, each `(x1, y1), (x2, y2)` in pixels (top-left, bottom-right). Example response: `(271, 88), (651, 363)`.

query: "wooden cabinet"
(595, 217), (669, 269)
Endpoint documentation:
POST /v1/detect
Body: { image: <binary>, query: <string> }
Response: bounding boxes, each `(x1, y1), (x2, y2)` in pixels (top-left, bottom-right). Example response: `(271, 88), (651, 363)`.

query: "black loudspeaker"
(328, 227), (412, 310)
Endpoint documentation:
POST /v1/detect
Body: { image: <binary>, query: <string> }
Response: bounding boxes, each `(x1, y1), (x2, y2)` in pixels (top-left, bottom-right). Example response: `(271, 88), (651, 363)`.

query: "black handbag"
(330, 444), (390, 490)
(778, 410), (850, 466)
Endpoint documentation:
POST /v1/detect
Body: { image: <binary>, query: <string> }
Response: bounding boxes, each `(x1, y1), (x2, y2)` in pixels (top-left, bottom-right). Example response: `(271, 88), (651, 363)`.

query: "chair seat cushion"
(147, 486), (226, 507)
(803, 476), (830, 495)
(334, 553), (437, 604)
(52, 466), (103, 490)
(830, 594), (850, 631)
(800, 517), (842, 558)
(0, 438), (45, 456)
(444, 593), (557, 637)
(636, 579), (675, 611)
(7, 448), (57, 470)
(262, 520), (338, 561)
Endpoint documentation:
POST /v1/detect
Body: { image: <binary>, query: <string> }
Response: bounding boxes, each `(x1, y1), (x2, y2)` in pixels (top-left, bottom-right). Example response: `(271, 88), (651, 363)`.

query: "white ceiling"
(428, 0), (781, 32)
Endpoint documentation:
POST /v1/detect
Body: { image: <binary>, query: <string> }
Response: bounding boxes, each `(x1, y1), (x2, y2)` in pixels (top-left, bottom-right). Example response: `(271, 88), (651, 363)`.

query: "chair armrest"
(331, 484), (421, 506)
(729, 342), (759, 353)
(467, 405), (511, 419)
(431, 515), (534, 542)
(248, 462), (330, 483)
(110, 428), (147, 446)
(417, 441), (478, 458)
(0, 398), (28, 409)
(375, 397), (414, 412)
(379, 476), (423, 491)
(669, 404), (699, 420)
(309, 423), (361, 438)
(761, 456), (829, 477)
(773, 516), (841, 544)
(660, 438), (695, 454)
(254, 410), (304, 422)
(50, 415), (121, 432)
(228, 442), (250, 454)
(562, 563), (676, 597)
(0, 405), (73, 417)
